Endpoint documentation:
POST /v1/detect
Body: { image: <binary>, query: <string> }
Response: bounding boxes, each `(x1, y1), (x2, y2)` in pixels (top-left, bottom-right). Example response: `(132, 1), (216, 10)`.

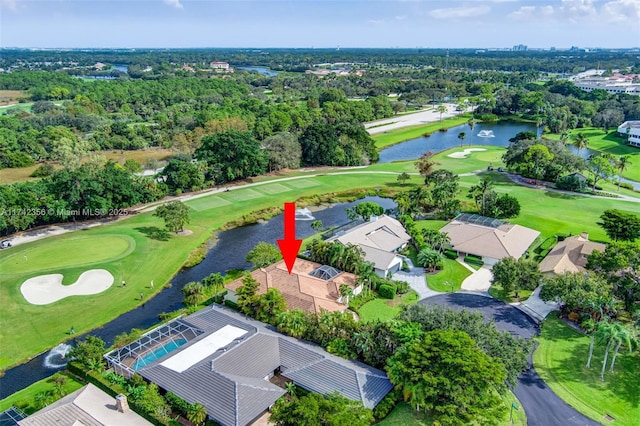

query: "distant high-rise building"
(512, 44), (528, 52)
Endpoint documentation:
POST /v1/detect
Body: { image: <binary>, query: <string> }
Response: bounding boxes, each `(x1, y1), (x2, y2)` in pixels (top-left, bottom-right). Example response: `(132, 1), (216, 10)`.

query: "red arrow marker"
(277, 202), (302, 274)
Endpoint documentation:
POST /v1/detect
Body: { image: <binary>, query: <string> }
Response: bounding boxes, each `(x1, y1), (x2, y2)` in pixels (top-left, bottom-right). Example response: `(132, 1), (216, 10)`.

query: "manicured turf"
(357, 292), (419, 322)
(372, 115), (471, 149)
(545, 128), (640, 181)
(0, 372), (84, 414)
(432, 145), (507, 175)
(0, 103), (33, 116)
(0, 235), (135, 275)
(534, 313), (639, 425)
(459, 171), (638, 241)
(487, 282), (533, 303)
(425, 258), (470, 292)
(377, 390), (526, 426)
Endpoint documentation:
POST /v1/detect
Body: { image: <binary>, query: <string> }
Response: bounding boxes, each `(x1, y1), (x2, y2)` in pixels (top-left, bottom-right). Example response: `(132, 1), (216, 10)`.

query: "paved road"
(420, 293), (600, 426)
(365, 104), (462, 134)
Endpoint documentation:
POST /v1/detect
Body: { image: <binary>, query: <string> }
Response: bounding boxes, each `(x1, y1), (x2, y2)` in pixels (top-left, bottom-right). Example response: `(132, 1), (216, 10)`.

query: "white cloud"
(509, 5), (536, 19)
(368, 19), (385, 24)
(0, 0), (17, 11)
(163, 0), (183, 10)
(395, 15), (407, 20)
(601, 0), (640, 23)
(559, 0), (597, 21)
(540, 5), (555, 16)
(429, 6), (491, 19)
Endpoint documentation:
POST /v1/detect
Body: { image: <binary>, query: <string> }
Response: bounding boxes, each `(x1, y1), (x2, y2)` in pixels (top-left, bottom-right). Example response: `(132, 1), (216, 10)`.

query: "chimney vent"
(580, 232), (589, 240)
(115, 394), (129, 413)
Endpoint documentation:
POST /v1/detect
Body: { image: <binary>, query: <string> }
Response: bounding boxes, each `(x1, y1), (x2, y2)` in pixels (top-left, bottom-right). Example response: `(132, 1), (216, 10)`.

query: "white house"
(328, 215), (411, 277)
(617, 121), (640, 148)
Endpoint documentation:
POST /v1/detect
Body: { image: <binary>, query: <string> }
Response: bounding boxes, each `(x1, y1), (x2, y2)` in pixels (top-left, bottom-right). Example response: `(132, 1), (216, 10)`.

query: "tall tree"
(587, 155), (615, 191)
(467, 176), (494, 215)
(262, 132), (302, 172)
(597, 209), (640, 242)
(467, 119), (477, 146)
(615, 156), (631, 191)
(154, 201), (191, 234)
(491, 257), (542, 298)
(435, 104), (448, 121)
(196, 130), (268, 184)
(386, 329), (507, 424)
(572, 133), (588, 156)
(415, 151), (437, 181)
(270, 392), (374, 426)
(246, 241), (282, 268)
(457, 131), (466, 146)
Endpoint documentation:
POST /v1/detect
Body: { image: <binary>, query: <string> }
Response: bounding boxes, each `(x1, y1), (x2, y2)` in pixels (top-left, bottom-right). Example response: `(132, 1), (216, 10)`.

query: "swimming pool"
(133, 338), (187, 371)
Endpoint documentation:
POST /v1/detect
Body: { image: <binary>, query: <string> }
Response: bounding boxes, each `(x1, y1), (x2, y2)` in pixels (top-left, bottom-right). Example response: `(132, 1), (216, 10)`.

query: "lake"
(236, 66), (280, 76)
(378, 121), (536, 163)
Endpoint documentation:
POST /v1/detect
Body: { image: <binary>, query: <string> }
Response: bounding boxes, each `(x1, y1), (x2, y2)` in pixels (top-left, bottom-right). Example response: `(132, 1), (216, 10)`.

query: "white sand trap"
(447, 148), (487, 158)
(21, 269), (114, 305)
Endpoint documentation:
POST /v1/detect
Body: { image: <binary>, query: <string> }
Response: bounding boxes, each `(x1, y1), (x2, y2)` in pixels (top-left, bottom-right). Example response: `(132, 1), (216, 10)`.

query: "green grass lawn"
(534, 313), (640, 426)
(358, 292), (419, 322)
(377, 390), (526, 426)
(0, 103), (33, 116)
(0, 372), (84, 414)
(459, 171), (637, 242)
(372, 115), (471, 149)
(425, 258), (471, 292)
(545, 128), (640, 181)
(0, 172), (405, 370)
(488, 282), (533, 303)
(432, 145), (507, 175)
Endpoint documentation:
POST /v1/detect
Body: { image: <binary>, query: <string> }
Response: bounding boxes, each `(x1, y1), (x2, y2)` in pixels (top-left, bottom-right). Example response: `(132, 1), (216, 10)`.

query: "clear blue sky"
(1, 0), (638, 49)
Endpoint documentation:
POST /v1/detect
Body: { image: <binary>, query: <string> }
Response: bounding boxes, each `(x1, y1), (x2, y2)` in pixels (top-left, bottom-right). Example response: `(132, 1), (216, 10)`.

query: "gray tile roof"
(127, 306), (393, 426)
(18, 384), (151, 426)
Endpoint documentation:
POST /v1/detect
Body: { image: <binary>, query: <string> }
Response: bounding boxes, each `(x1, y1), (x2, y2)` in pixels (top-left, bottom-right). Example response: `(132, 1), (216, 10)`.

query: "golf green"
(0, 235), (135, 275)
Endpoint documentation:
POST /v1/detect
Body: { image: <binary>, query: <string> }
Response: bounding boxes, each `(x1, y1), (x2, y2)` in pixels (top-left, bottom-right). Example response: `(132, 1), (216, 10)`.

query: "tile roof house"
(225, 259), (361, 314)
(441, 214), (540, 265)
(105, 306), (393, 426)
(328, 215), (411, 277)
(539, 233), (606, 276)
(18, 384), (151, 426)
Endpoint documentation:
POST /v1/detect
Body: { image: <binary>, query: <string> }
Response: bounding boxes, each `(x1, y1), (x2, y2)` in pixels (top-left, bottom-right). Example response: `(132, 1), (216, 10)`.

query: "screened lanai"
(105, 319), (204, 378)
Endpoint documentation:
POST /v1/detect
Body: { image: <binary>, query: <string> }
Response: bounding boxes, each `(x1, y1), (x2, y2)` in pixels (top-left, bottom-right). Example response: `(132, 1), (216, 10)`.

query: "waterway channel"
(0, 196), (395, 398)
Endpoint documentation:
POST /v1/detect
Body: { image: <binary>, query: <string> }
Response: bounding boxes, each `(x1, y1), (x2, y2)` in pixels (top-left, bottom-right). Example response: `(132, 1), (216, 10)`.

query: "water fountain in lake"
(43, 343), (72, 369)
(295, 208), (315, 221)
(477, 130), (495, 138)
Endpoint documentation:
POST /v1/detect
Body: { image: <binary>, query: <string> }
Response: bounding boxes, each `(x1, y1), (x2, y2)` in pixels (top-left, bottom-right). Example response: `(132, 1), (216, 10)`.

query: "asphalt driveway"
(419, 293), (600, 426)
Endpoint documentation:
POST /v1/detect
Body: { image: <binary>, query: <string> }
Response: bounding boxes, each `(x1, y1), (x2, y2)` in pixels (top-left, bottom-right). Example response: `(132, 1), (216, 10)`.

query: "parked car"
(0, 240), (12, 249)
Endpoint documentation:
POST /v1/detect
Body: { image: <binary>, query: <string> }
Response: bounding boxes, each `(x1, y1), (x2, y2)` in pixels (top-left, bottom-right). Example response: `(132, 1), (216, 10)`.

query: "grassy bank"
(545, 128), (640, 182)
(534, 313), (639, 425)
(372, 115), (470, 150)
(357, 292), (419, 322)
(0, 372), (84, 414)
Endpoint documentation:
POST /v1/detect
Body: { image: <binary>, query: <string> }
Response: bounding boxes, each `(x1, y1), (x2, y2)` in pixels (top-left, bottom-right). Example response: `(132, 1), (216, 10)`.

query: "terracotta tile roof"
(225, 259), (358, 314)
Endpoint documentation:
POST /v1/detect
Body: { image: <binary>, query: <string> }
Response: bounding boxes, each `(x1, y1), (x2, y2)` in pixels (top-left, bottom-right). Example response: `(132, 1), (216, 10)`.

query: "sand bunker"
(21, 269), (114, 305)
(447, 148), (487, 158)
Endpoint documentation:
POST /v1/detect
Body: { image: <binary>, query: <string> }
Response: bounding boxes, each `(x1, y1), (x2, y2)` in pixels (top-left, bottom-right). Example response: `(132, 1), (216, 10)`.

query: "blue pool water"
(133, 339), (187, 371)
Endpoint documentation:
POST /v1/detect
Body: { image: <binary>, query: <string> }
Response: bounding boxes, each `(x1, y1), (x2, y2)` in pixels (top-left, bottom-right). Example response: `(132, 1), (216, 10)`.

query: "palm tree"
(339, 284), (353, 304)
(433, 232), (451, 254)
(559, 130), (571, 146)
(615, 156), (631, 191)
(468, 176), (493, 215)
(435, 104), (448, 121)
(186, 403), (207, 426)
(467, 119), (477, 146)
(311, 220), (323, 233)
(536, 117), (544, 138)
(573, 133), (588, 157)
(583, 318), (597, 368)
(356, 261), (376, 291)
(457, 131), (466, 146)
(284, 381), (297, 397)
(609, 324), (637, 373)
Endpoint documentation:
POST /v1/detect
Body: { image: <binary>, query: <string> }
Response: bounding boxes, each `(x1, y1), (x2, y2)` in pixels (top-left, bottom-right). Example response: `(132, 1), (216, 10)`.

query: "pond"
(236, 66), (279, 76)
(378, 121), (536, 163)
(0, 196), (395, 398)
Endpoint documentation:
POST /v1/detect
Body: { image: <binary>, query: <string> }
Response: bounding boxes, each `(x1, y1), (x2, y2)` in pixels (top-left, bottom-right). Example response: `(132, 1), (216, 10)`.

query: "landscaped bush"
(444, 249), (458, 260)
(395, 281), (410, 294)
(618, 182), (634, 191)
(379, 284), (396, 299)
(29, 163), (55, 177)
(223, 299), (238, 310)
(372, 388), (401, 421)
(464, 255), (484, 269)
(348, 290), (377, 311)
